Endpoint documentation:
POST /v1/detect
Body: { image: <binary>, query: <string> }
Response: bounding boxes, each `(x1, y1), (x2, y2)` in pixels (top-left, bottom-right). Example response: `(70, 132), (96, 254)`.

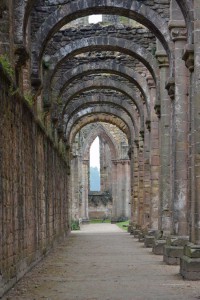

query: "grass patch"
(116, 220), (129, 231)
(71, 220), (80, 231)
(90, 219), (111, 224)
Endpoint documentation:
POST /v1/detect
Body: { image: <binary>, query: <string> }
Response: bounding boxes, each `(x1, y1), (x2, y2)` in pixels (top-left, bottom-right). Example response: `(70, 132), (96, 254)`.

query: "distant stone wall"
(88, 192), (112, 219)
(0, 68), (70, 297)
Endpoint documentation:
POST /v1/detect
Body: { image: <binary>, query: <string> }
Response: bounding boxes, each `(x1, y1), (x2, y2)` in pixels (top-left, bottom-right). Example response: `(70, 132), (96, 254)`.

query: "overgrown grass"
(90, 219), (111, 224)
(116, 220), (129, 231)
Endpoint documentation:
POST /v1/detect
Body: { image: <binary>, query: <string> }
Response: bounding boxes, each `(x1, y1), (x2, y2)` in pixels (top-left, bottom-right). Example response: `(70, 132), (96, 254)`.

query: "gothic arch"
(53, 61), (151, 103)
(59, 77), (146, 126)
(43, 37), (158, 83)
(65, 105), (135, 142)
(62, 93), (140, 140)
(69, 113), (132, 146)
(82, 125), (118, 161)
(32, 0), (172, 62)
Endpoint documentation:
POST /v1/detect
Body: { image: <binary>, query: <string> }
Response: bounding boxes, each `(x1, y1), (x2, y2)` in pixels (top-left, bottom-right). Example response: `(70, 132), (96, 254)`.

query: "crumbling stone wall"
(0, 68), (69, 297)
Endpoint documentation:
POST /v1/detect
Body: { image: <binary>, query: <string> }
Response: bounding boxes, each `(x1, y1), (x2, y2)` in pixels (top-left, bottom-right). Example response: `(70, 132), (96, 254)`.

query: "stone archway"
(70, 122), (131, 222)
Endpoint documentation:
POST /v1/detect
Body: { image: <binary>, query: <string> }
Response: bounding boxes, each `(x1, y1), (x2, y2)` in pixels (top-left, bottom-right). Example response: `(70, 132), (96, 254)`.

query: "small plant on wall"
(24, 91), (34, 107)
(0, 54), (14, 79)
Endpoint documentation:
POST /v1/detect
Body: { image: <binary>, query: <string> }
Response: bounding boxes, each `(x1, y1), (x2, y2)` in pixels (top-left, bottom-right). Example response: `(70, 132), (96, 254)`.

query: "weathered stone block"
(163, 245), (184, 265)
(184, 243), (200, 258)
(166, 235), (189, 247)
(180, 255), (200, 280)
(134, 229), (141, 238)
(152, 239), (166, 255)
(138, 232), (145, 242)
(144, 236), (155, 248)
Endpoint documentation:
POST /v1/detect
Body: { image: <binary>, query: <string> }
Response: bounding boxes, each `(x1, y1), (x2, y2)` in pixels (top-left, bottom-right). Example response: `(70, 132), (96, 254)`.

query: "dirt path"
(3, 224), (200, 300)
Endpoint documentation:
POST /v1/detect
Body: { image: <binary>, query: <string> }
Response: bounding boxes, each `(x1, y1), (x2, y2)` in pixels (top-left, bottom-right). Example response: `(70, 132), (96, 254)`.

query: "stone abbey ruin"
(0, 0), (200, 297)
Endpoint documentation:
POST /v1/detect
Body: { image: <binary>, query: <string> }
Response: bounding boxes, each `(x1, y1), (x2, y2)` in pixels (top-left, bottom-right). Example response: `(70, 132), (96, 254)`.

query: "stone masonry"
(0, 0), (200, 297)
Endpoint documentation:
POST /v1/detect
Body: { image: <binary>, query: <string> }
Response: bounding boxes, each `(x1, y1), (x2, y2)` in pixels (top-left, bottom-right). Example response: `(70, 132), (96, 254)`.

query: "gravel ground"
(2, 224), (200, 300)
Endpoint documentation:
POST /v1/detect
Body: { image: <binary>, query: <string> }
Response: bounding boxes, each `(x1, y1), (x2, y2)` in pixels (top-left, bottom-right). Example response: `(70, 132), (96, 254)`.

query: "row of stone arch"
(7, 0), (200, 279)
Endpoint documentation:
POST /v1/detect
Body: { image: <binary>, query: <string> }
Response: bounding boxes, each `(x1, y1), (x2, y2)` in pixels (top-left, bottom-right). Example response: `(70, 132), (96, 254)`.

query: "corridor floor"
(3, 224), (200, 300)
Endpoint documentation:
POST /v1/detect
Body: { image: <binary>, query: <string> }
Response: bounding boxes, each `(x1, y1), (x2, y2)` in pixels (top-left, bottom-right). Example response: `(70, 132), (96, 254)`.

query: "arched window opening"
(90, 136), (100, 191)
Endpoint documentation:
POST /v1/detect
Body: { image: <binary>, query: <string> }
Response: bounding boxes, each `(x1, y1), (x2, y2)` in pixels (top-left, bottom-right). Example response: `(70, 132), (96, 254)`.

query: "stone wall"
(88, 192), (112, 220)
(0, 68), (70, 297)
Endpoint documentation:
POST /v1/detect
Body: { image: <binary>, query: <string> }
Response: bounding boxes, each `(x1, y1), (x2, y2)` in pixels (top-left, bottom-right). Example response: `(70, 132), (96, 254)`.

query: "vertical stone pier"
(180, 0), (200, 279)
(147, 76), (159, 230)
(155, 47), (172, 233)
(169, 0), (189, 237)
(81, 159), (89, 222)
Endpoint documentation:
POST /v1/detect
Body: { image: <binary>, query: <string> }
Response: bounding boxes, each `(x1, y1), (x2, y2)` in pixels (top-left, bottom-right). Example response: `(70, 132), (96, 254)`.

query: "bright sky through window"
(89, 15), (102, 24)
(90, 136), (100, 170)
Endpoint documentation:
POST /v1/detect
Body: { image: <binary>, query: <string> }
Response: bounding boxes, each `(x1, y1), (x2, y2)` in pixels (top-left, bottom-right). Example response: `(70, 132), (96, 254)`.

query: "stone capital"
(170, 27), (187, 42)
(165, 77), (175, 100)
(168, 20), (187, 41)
(155, 51), (169, 68)
(57, 125), (64, 139)
(14, 45), (29, 68)
(146, 76), (156, 89)
(134, 139), (139, 148)
(182, 44), (194, 72)
(145, 119), (151, 131)
(154, 102), (161, 119)
(31, 74), (42, 92)
(140, 130), (145, 141)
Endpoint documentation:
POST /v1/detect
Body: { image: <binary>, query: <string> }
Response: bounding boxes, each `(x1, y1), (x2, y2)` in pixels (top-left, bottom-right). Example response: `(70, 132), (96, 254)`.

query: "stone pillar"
(111, 160), (130, 221)
(155, 49), (172, 233)
(146, 76), (160, 230)
(180, 0), (200, 280)
(71, 153), (82, 221)
(143, 120), (151, 227)
(124, 160), (131, 219)
(111, 160), (118, 221)
(138, 136), (144, 227)
(81, 159), (89, 221)
(130, 144), (139, 225)
(169, 21), (189, 235)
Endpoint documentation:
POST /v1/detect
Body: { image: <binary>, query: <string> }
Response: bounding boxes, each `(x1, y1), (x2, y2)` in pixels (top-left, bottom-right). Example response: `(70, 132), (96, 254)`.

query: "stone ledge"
(180, 255), (200, 280)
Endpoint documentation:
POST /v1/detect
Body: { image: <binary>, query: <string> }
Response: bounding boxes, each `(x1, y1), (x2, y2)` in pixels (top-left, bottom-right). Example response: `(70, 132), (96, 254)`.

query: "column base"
(134, 229), (141, 238)
(152, 239), (166, 255)
(81, 218), (90, 224)
(144, 235), (155, 248)
(163, 236), (189, 265)
(180, 243), (200, 280)
(138, 231), (145, 242)
(144, 230), (157, 248)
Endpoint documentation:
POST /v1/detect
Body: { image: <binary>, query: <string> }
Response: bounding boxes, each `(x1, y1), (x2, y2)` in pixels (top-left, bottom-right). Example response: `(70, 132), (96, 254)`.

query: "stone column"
(146, 76), (160, 230)
(111, 160), (130, 221)
(155, 49), (172, 233)
(143, 118), (151, 227)
(71, 152), (82, 221)
(111, 160), (118, 221)
(81, 159), (89, 221)
(133, 143), (139, 225)
(180, 0), (200, 280)
(120, 160), (131, 219)
(124, 160), (131, 219)
(169, 21), (189, 235)
(189, 1), (200, 245)
(138, 136), (144, 227)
